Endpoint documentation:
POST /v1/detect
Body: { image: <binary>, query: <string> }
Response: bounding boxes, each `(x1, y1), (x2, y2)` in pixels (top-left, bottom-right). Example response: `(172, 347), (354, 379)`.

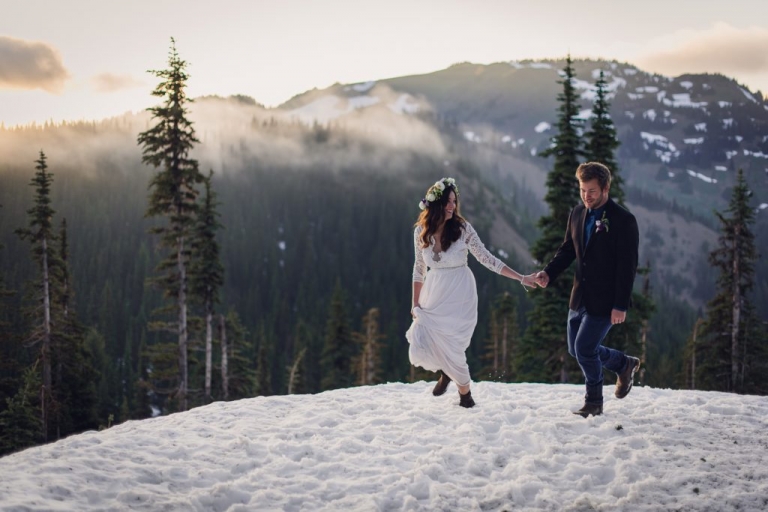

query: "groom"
(534, 162), (640, 417)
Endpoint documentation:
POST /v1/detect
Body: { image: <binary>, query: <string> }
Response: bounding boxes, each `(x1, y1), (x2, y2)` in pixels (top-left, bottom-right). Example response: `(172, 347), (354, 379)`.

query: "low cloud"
(638, 23), (768, 77)
(0, 36), (69, 92)
(90, 73), (144, 93)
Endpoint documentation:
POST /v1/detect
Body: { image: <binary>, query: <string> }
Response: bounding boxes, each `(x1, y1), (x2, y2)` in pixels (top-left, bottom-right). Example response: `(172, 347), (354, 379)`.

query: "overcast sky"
(2, 0), (767, 126)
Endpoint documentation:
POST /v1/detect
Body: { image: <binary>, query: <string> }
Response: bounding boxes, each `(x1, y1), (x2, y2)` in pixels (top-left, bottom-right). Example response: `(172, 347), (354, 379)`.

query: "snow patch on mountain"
(687, 169), (717, 184)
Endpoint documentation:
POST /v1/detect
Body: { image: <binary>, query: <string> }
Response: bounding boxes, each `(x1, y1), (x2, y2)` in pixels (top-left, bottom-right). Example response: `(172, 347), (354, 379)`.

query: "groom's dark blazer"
(543, 198), (639, 316)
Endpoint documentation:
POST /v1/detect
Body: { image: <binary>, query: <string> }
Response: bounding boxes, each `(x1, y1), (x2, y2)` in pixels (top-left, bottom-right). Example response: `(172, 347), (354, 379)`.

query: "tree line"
(1, 44), (765, 458)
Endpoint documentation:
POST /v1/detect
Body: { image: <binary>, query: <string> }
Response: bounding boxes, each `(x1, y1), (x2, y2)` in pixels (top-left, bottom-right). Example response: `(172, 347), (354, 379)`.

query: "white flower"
(446, 177), (455, 184)
(419, 200), (426, 210)
(426, 192), (436, 202)
(434, 181), (445, 191)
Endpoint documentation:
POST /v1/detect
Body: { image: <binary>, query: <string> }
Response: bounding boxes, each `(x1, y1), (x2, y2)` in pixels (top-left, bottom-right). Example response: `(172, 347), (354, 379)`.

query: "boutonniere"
(595, 211), (610, 233)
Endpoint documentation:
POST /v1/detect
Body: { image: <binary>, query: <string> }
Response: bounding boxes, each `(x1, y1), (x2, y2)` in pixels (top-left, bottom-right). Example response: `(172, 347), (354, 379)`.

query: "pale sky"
(1, 0), (767, 126)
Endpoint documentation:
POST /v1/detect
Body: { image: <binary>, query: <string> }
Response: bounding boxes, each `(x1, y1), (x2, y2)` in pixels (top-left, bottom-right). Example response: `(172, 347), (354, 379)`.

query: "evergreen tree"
(584, 70), (624, 206)
(0, 202), (17, 404)
(189, 170), (224, 402)
(519, 55), (583, 383)
(225, 311), (256, 400)
(583, 72), (655, 370)
(137, 38), (204, 411)
(321, 282), (355, 390)
(15, 150), (59, 441)
(696, 170), (767, 394)
(0, 204), (14, 300)
(0, 364), (42, 456)
(481, 292), (520, 381)
(50, 218), (100, 437)
(352, 308), (385, 386)
(254, 325), (272, 396)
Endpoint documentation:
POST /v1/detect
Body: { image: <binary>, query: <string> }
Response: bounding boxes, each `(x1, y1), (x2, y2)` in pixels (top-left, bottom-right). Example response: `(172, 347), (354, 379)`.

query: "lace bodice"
(412, 222), (505, 282)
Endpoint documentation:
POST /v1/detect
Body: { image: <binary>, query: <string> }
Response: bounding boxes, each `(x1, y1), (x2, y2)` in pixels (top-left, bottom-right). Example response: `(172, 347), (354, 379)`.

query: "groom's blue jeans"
(567, 307), (627, 405)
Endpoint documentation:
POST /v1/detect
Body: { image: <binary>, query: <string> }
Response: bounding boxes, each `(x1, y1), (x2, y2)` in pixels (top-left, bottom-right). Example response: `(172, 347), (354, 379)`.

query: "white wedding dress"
(406, 222), (505, 387)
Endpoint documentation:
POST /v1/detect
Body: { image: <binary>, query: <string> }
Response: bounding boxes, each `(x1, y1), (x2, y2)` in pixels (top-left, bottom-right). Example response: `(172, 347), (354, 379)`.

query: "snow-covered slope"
(1, 382), (766, 511)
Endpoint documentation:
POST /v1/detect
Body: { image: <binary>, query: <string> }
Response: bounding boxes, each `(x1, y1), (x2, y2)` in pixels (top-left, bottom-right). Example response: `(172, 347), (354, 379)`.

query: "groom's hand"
(534, 271), (549, 288)
(611, 309), (626, 325)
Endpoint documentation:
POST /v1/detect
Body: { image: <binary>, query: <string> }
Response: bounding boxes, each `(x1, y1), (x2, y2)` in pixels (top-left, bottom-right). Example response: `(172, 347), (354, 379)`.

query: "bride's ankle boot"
(459, 390), (475, 408)
(432, 371), (452, 396)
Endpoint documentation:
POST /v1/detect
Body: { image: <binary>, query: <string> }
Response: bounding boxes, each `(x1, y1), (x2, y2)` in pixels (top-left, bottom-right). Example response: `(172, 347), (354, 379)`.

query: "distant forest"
(1, 49), (766, 457)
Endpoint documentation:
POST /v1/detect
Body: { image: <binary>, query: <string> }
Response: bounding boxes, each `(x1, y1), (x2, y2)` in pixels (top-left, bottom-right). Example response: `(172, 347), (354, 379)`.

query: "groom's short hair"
(576, 162), (612, 190)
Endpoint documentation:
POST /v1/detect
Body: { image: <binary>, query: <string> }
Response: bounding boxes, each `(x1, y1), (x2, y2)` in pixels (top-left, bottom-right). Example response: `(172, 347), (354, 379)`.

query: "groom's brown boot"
(615, 356), (641, 399)
(432, 371), (451, 396)
(573, 403), (603, 418)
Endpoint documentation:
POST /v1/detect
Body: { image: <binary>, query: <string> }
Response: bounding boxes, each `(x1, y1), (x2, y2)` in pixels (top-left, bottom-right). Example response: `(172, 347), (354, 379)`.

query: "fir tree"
(696, 170), (767, 394)
(137, 38), (204, 411)
(0, 364), (42, 456)
(50, 218), (100, 438)
(0, 204), (13, 300)
(189, 170), (224, 402)
(15, 150), (58, 441)
(225, 311), (256, 400)
(321, 282), (355, 390)
(482, 292), (519, 381)
(519, 55), (583, 383)
(584, 70), (624, 205)
(254, 325), (272, 396)
(352, 308), (385, 386)
(583, 73), (655, 370)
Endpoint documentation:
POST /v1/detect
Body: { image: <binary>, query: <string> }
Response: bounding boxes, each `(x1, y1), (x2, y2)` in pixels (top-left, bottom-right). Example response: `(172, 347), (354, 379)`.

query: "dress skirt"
(405, 265), (478, 387)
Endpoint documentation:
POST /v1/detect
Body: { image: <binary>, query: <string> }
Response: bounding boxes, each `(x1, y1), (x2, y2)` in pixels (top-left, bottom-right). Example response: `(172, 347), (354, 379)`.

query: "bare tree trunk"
(691, 318), (703, 390)
(177, 235), (188, 411)
(220, 314), (228, 400)
(41, 237), (52, 442)
(204, 300), (212, 402)
(364, 317), (376, 385)
(731, 229), (741, 393)
(639, 319), (648, 386)
(501, 316), (508, 376)
(287, 348), (306, 394)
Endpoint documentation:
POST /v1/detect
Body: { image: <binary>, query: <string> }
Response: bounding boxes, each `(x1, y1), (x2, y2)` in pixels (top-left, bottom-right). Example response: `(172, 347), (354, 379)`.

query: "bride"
(406, 178), (533, 408)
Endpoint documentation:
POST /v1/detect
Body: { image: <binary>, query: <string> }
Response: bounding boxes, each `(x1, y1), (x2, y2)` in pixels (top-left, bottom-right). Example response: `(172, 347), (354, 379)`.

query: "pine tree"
(15, 150), (59, 441)
(0, 364), (42, 456)
(254, 325), (272, 396)
(482, 293), (519, 381)
(584, 70), (624, 205)
(696, 170), (767, 394)
(189, 171), (224, 403)
(583, 73), (655, 371)
(50, 218), (100, 437)
(225, 311), (256, 400)
(518, 55), (583, 383)
(137, 38), (204, 411)
(352, 308), (385, 386)
(0, 204), (13, 300)
(321, 282), (355, 390)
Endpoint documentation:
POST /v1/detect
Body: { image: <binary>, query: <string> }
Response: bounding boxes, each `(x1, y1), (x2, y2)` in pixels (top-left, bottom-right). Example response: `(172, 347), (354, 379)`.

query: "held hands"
(533, 271), (549, 288)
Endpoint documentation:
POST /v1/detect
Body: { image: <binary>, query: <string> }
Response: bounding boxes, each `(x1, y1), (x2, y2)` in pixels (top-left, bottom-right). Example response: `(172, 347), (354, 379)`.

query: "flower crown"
(419, 177), (458, 210)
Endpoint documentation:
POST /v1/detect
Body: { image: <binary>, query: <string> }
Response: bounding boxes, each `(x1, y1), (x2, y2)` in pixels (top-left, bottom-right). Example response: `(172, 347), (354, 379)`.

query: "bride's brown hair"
(415, 183), (465, 250)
